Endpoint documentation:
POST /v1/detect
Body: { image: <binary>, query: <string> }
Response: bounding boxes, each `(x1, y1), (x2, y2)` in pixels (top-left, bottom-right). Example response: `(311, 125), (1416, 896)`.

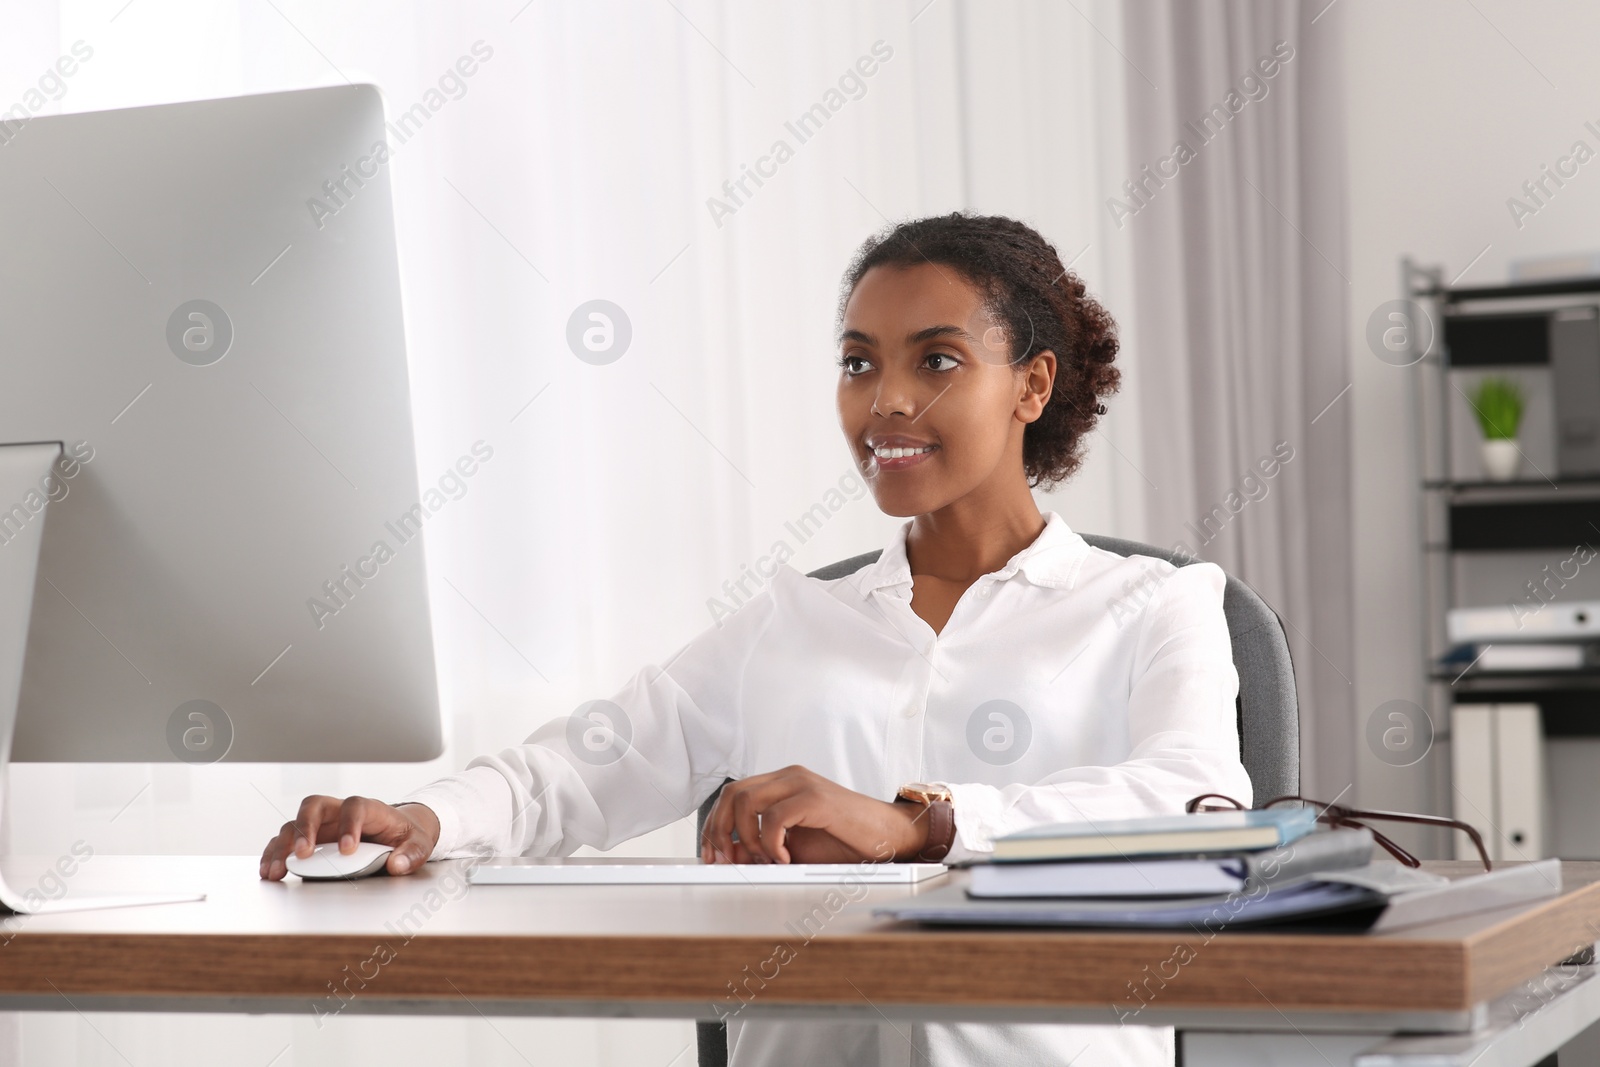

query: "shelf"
(1434, 669), (1600, 687)
(1443, 682), (1600, 736)
(1423, 276), (1600, 305)
(1423, 478), (1600, 493)
(1448, 496), (1600, 550)
(1442, 360), (1550, 369)
(1443, 311), (1549, 365)
(1409, 260), (1600, 742)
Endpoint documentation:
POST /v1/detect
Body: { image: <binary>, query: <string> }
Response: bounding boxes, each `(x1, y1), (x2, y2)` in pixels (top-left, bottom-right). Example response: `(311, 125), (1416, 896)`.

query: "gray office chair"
(694, 534), (1300, 1067)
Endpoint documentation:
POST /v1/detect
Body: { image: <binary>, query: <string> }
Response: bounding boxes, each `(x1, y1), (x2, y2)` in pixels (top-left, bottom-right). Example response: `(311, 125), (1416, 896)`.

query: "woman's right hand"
(259, 795), (440, 881)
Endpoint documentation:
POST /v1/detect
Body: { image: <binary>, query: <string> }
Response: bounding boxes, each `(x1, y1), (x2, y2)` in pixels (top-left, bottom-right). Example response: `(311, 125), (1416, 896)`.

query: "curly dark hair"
(837, 213), (1120, 488)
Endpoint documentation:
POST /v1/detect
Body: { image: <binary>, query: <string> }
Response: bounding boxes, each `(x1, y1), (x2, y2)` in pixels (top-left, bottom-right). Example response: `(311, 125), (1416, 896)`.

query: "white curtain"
(1117, 0), (1354, 799)
(4, 2), (1133, 1064)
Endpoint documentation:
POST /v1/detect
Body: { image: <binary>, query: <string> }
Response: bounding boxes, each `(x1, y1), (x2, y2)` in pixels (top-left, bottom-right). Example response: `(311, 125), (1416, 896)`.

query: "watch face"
(900, 783), (952, 805)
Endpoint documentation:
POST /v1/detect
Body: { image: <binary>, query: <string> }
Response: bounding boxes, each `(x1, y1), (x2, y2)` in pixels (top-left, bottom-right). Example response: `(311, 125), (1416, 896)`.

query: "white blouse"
(403, 510), (1253, 1067)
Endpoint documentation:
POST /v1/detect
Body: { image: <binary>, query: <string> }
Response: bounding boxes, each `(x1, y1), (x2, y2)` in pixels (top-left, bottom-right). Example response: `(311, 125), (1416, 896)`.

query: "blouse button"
(979, 585), (992, 599)
(901, 704), (918, 719)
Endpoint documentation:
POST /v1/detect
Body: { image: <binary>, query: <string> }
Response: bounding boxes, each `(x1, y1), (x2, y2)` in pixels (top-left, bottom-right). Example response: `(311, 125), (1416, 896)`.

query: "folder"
(875, 859), (1563, 932)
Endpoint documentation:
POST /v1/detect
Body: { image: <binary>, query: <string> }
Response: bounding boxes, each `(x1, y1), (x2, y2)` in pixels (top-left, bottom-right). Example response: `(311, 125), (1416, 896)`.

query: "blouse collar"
(849, 511), (1089, 596)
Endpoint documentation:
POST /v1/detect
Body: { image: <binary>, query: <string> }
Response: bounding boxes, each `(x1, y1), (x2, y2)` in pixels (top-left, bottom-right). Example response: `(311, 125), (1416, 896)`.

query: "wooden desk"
(5, 856), (1600, 1065)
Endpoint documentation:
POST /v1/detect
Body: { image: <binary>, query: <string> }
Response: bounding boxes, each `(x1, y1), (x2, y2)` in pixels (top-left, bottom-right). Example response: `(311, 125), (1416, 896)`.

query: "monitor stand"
(0, 442), (204, 913)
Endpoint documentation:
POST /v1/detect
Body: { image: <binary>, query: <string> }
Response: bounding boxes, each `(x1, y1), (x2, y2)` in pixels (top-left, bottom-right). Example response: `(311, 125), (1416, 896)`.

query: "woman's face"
(837, 263), (1052, 518)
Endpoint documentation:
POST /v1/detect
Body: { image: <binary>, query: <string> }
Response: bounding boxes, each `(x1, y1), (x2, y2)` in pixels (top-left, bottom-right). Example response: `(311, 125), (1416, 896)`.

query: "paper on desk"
(1317, 861), (1449, 895)
(1368, 858), (1563, 933)
(967, 858), (1247, 898)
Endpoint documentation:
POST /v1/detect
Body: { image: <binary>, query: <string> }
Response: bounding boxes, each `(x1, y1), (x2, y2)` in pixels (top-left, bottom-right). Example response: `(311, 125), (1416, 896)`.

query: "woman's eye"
(840, 354), (871, 376)
(924, 352), (959, 372)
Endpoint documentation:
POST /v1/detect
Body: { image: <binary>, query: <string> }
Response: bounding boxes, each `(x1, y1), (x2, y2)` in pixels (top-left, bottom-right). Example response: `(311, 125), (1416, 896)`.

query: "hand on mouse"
(259, 795), (439, 881)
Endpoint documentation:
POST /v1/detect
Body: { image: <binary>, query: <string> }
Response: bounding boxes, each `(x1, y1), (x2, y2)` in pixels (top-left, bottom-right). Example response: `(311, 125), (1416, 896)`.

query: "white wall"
(1343, 0), (1600, 854)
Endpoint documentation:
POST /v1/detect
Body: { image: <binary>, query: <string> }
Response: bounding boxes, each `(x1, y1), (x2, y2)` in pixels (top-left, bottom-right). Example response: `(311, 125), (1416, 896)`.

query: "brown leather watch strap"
(910, 799), (955, 862)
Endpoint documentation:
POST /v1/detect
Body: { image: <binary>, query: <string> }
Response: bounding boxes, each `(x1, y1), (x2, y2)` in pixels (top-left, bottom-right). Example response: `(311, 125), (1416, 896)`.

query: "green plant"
(1469, 376), (1526, 440)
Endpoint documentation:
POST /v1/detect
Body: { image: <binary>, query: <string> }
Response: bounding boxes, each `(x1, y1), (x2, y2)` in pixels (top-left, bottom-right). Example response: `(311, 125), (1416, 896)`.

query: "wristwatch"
(894, 782), (956, 862)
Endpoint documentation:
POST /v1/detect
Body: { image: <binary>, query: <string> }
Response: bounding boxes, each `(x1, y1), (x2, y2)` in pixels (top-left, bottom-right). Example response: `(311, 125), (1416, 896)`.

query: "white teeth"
(873, 445), (933, 460)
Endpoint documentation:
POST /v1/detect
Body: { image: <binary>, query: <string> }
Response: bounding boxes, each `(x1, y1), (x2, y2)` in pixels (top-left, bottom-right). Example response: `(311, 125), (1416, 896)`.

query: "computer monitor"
(0, 84), (440, 770)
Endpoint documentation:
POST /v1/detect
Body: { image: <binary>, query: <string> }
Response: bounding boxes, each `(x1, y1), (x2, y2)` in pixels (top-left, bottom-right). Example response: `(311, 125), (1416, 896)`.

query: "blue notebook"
(989, 806), (1319, 862)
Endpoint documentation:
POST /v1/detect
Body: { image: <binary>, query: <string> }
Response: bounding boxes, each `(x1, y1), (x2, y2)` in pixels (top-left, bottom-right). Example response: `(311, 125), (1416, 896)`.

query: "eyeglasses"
(1184, 793), (1492, 872)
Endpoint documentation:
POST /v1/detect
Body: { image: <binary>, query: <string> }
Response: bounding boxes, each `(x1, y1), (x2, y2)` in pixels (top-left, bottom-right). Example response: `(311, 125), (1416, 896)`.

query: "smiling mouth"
(868, 443), (939, 471)
(873, 444), (936, 460)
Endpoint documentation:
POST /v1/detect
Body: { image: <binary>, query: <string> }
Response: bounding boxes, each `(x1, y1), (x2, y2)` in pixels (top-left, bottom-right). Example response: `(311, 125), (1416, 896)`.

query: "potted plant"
(1469, 376), (1526, 481)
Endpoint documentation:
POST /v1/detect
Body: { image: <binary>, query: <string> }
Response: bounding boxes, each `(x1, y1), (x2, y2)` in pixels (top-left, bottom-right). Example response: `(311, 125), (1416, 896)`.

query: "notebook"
(968, 828), (1372, 898)
(969, 859), (1244, 898)
(989, 806), (1319, 862)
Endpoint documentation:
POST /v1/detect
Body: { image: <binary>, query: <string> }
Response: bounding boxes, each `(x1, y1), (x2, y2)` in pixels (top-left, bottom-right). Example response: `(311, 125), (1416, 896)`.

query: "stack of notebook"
(875, 808), (1563, 931)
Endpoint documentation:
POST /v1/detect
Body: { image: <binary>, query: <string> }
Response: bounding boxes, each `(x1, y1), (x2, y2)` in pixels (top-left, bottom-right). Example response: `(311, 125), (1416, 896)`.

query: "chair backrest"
(693, 535), (1300, 1067)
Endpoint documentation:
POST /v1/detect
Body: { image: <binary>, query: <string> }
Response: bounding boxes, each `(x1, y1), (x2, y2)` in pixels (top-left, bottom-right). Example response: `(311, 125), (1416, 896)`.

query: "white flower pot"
(1481, 438), (1522, 481)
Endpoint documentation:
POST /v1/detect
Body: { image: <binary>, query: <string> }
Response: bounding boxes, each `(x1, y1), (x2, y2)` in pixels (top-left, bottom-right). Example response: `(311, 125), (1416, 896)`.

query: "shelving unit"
(1404, 260), (1600, 860)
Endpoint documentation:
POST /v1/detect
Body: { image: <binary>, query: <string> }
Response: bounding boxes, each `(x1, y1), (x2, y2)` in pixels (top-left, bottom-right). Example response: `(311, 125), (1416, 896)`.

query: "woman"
(260, 213), (1252, 1066)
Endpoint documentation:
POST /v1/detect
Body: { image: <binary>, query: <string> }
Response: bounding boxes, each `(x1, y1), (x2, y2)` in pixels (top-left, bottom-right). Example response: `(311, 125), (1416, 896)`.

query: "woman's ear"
(1016, 350), (1057, 424)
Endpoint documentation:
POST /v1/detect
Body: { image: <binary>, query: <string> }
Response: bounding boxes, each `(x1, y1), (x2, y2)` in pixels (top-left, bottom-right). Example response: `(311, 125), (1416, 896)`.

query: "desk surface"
(5, 856), (1599, 1030)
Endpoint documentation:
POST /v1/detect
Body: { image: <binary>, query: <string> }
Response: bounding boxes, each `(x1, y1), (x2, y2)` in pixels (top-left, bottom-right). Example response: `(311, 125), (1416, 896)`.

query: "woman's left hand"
(700, 765), (930, 864)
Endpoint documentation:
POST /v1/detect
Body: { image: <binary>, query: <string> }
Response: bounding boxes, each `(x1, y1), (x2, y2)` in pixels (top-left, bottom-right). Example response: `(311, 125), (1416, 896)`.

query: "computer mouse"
(285, 841), (395, 881)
